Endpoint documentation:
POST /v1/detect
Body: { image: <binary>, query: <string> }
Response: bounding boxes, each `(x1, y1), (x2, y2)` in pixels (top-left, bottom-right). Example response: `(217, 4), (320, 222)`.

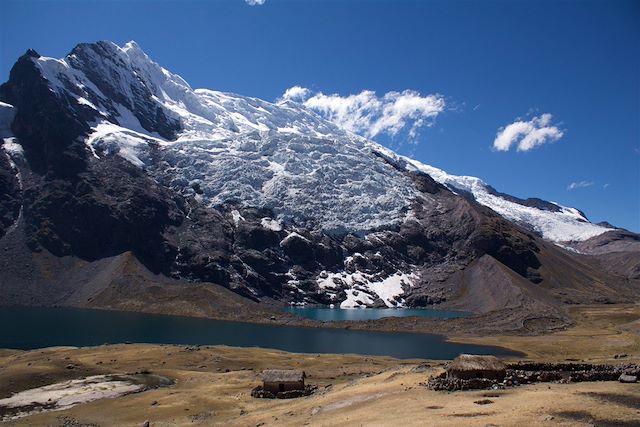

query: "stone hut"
(446, 354), (506, 381)
(262, 369), (306, 394)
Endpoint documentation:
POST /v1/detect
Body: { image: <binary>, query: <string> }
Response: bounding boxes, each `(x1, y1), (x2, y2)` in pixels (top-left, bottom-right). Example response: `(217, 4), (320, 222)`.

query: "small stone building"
(262, 369), (306, 394)
(446, 354), (506, 381)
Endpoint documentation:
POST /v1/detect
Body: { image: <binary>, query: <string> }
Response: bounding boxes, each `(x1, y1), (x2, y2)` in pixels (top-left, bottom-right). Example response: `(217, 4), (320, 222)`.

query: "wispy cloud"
(493, 113), (564, 152)
(245, 0), (265, 5)
(280, 86), (445, 143)
(567, 181), (594, 190)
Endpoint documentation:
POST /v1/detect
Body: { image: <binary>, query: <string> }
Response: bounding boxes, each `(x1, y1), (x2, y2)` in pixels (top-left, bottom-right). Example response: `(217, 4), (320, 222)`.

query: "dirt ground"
(454, 304), (640, 362)
(1, 304), (639, 426)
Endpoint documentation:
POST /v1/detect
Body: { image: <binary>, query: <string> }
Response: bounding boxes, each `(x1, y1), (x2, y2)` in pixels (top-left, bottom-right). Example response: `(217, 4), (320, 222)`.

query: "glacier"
(30, 40), (612, 243)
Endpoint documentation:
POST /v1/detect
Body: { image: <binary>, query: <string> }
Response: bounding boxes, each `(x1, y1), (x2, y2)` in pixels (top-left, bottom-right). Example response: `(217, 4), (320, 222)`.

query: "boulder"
(619, 374), (637, 383)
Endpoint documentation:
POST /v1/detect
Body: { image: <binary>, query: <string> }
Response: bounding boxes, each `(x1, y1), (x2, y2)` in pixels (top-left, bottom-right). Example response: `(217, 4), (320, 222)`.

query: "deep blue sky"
(1, 0), (639, 231)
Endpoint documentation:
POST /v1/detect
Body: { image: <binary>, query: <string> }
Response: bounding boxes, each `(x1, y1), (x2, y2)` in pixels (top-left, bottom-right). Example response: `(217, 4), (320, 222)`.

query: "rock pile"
(427, 362), (640, 391)
(250, 385), (317, 399)
(507, 362), (640, 384)
(427, 373), (495, 391)
(619, 374), (638, 383)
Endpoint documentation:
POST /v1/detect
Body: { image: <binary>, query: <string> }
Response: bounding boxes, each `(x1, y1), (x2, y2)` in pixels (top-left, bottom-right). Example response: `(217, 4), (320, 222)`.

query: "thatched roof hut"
(446, 354), (506, 381)
(262, 369), (306, 394)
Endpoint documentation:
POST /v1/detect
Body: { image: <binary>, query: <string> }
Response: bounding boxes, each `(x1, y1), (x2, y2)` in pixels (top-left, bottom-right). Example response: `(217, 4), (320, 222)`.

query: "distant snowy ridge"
(29, 40), (612, 243)
(405, 160), (611, 242)
(371, 145), (612, 242)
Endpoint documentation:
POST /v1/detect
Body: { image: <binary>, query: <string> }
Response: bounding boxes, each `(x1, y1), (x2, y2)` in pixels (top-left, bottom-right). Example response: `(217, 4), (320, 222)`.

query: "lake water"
(0, 307), (520, 359)
(284, 307), (468, 321)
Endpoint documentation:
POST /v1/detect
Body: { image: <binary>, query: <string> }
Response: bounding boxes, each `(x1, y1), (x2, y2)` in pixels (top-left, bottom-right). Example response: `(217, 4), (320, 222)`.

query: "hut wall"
(263, 380), (305, 394)
(447, 368), (506, 381)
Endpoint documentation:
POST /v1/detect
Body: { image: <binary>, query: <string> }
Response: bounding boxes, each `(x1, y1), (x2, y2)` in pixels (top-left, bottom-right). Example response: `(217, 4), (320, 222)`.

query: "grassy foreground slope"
(1, 342), (639, 426)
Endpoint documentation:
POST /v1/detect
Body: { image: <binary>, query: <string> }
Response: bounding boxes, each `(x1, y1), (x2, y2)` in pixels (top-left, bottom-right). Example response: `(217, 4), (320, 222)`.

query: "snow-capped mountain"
(24, 40), (612, 241)
(0, 41), (635, 314)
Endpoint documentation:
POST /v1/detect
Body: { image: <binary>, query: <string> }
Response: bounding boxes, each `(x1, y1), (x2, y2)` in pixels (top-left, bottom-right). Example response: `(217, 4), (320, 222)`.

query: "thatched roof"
(262, 369), (305, 383)
(447, 354), (506, 372)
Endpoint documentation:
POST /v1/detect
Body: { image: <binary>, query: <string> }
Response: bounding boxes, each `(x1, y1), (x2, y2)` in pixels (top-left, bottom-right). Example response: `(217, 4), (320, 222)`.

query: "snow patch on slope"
(0, 102), (16, 138)
(0, 103), (23, 189)
(86, 122), (163, 167)
(317, 270), (416, 308)
(2, 138), (23, 158)
(231, 210), (245, 226)
(261, 217), (283, 231)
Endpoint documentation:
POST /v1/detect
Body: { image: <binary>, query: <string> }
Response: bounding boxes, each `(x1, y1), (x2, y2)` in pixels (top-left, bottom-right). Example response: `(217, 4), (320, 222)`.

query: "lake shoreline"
(3, 303), (640, 363)
(1, 301), (545, 357)
(0, 306), (522, 359)
(0, 296), (574, 341)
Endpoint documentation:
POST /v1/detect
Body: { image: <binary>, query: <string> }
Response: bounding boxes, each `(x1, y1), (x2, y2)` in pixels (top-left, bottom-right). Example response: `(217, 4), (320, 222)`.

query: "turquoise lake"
(0, 307), (519, 359)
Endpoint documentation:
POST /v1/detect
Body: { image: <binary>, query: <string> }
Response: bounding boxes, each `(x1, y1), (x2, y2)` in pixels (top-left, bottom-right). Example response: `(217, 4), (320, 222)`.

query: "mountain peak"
(22, 48), (40, 59)
(121, 40), (154, 66)
(123, 40), (142, 51)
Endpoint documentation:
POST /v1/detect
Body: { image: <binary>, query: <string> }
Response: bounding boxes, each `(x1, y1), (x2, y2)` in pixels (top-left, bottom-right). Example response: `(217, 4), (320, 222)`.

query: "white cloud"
(493, 113), (564, 152)
(245, 0), (265, 5)
(280, 87), (445, 141)
(567, 181), (594, 190)
(281, 86), (310, 102)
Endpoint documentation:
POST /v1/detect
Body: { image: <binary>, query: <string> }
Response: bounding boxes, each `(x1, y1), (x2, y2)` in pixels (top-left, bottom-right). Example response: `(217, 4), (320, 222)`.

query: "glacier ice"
(29, 40), (612, 243)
